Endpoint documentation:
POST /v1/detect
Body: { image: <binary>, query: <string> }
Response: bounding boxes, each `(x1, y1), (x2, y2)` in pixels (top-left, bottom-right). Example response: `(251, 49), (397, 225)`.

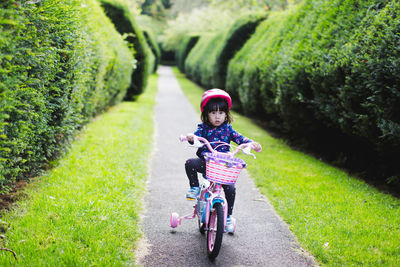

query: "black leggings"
(185, 157), (236, 216)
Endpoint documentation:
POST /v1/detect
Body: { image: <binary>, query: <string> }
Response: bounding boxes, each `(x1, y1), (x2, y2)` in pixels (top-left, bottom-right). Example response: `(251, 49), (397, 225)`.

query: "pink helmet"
(200, 89), (232, 112)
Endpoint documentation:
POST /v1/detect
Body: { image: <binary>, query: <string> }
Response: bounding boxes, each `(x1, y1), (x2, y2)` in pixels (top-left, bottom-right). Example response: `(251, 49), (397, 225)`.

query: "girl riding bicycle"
(184, 88), (262, 233)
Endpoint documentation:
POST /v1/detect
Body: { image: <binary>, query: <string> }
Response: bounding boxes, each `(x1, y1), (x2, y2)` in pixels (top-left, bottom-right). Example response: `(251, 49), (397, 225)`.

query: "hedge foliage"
(211, 12), (266, 89)
(184, 12), (266, 90)
(227, 0), (400, 178)
(143, 29), (161, 73)
(184, 32), (223, 87)
(0, 0), (134, 191)
(134, 14), (162, 72)
(176, 34), (199, 73)
(100, 0), (151, 99)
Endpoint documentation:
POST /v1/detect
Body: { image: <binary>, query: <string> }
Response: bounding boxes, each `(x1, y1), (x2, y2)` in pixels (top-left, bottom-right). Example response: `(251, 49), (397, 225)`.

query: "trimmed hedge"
(100, 0), (150, 99)
(212, 12), (266, 89)
(184, 32), (223, 87)
(226, 8), (298, 115)
(176, 34), (199, 72)
(146, 47), (157, 76)
(143, 29), (161, 73)
(184, 12), (265, 90)
(0, 0), (134, 191)
(227, 0), (400, 178)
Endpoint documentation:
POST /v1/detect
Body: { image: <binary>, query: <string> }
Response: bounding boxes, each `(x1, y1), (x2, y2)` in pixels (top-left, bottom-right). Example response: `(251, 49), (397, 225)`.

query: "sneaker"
(186, 187), (200, 200)
(225, 216), (236, 233)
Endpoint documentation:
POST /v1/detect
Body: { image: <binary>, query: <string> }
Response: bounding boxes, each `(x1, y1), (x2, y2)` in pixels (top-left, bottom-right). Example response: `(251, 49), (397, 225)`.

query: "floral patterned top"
(194, 122), (252, 158)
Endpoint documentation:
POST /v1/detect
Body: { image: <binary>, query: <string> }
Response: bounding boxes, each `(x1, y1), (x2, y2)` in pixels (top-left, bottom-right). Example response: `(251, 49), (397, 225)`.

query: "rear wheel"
(206, 203), (224, 260)
(198, 219), (205, 234)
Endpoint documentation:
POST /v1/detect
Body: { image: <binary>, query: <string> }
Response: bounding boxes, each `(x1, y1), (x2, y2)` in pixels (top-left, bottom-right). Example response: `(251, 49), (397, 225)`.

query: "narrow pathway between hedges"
(137, 66), (318, 266)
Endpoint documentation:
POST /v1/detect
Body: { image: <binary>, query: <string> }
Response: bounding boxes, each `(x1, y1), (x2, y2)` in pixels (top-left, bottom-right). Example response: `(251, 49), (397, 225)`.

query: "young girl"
(184, 88), (262, 232)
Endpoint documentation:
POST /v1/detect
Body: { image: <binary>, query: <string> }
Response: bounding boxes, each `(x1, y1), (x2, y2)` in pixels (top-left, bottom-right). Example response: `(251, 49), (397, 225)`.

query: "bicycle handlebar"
(179, 135), (260, 158)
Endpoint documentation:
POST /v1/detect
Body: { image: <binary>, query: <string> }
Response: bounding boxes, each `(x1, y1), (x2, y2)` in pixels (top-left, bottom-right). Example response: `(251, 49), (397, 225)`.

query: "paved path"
(137, 66), (317, 266)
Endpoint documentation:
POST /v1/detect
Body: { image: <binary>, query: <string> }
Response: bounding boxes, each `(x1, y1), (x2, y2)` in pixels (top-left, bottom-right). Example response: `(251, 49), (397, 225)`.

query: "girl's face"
(208, 110), (226, 127)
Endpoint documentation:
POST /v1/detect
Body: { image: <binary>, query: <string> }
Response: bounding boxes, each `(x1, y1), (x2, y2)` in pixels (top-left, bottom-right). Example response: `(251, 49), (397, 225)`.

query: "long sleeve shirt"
(193, 122), (252, 158)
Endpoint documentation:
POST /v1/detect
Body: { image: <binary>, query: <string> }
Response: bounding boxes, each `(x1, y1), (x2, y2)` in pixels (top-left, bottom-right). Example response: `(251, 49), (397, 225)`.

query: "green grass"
(0, 74), (158, 266)
(173, 67), (400, 266)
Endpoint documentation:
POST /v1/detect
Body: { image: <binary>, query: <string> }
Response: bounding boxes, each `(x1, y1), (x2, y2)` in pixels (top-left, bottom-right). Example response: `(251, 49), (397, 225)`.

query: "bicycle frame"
(171, 135), (257, 227)
(170, 135), (260, 259)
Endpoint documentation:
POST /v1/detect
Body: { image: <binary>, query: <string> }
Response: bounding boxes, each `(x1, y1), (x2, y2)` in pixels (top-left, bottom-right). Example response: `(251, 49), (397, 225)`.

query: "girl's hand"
(251, 142), (262, 152)
(186, 133), (195, 143)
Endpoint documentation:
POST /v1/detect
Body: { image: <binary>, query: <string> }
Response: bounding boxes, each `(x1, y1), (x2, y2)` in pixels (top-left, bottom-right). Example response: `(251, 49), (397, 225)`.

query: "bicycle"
(170, 135), (259, 260)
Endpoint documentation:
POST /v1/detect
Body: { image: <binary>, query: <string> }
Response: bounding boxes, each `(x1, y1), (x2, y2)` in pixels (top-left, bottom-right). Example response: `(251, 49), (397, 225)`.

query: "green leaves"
(226, 0), (400, 179)
(100, 0), (150, 98)
(0, 0), (134, 191)
(184, 12), (266, 92)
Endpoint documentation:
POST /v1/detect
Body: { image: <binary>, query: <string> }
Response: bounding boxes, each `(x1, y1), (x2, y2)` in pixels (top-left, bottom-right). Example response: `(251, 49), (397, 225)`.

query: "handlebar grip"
(254, 146), (262, 153)
(250, 142), (262, 153)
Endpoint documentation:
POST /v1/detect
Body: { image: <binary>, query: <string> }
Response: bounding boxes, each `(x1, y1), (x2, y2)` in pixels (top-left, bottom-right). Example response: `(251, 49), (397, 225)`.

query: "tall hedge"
(176, 34), (199, 72)
(184, 32), (223, 87)
(227, 0), (400, 178)
(143, 29), (161, 73)
(184, 12), (265, 90)
(0, 0), (134, 191)
(226, 7), (301, 115)
(100, 0), (150, 99)
(212, 12), (266, 90)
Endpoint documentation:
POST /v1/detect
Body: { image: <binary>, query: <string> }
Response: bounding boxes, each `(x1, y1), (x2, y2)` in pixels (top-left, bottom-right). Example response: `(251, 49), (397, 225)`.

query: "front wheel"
(207, 202), (224, 260)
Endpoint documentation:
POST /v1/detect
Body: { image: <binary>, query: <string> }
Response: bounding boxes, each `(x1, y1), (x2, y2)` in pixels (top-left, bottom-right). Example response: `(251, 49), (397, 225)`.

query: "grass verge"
(173, 67), (400, 266)
(0, 74), (158, 265)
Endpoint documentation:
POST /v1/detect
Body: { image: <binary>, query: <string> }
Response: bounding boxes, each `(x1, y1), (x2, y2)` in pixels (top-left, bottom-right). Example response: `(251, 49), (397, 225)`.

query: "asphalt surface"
(137, 66), (318, 266)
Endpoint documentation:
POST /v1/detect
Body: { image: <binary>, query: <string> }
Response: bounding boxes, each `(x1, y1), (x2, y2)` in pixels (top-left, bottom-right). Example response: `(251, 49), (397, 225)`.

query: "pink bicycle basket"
(204, 152), (246, 185)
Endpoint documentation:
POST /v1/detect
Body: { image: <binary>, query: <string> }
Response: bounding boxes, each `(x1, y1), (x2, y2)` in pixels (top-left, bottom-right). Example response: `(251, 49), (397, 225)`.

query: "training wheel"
(228, 217), (237, 235)
(170, 212), (179, 228)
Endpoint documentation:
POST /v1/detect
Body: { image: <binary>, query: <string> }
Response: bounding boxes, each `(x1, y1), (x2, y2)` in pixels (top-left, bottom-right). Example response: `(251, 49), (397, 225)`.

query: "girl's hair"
(201, 97), (233, 125)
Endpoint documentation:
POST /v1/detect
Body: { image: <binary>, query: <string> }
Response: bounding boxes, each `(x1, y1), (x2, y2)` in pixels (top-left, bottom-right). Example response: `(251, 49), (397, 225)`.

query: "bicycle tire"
(198, 219), (205, 235)
(206, 202), (224, 260)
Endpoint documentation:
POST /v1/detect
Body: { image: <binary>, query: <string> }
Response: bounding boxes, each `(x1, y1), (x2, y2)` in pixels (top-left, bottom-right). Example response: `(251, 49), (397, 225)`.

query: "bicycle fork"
(203, 184), (228, 231)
